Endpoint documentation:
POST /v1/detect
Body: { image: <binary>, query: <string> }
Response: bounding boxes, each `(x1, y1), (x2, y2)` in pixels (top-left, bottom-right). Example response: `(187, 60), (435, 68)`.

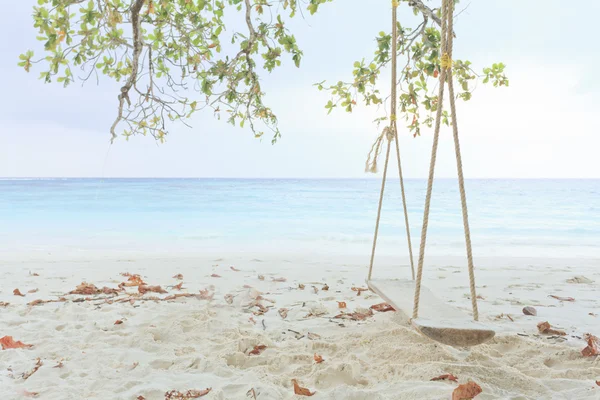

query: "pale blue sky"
(1, 1), (599, 178)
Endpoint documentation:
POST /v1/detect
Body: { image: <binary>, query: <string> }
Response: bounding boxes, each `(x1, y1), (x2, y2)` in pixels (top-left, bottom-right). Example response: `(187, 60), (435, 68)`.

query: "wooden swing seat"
(367, 279), (495, 347)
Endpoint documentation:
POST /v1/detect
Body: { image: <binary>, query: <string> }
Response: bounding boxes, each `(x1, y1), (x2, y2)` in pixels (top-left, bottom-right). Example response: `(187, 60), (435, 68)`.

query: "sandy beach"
(1, 251), (599, 399)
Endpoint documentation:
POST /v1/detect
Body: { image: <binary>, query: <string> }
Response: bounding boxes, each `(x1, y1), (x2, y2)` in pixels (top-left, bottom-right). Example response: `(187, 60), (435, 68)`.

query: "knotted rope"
(412, 0), (479, 321)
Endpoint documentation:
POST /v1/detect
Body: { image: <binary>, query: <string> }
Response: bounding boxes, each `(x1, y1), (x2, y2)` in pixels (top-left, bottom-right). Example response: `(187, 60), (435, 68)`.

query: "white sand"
(1, 252), (600, 399)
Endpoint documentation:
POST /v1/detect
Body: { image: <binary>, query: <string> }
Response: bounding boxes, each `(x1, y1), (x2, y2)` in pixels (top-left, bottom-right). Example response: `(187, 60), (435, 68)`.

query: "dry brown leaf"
(337, 301), (347, 309)
(431, 373), (458, 382)
(314, 353), (324, 363)
(248, 345), (267, 356)
(230, 266), (241, 272)
(164, 388), (211, 399)
(370, 302), (395, 312)
(1, 336), (33, 350)
(322, 284), (329, 291)
(137, 396), (146, 400)
(114, 319), (124, 325)
(298, 284), (305, 290)
(22, 358), (43, 380)
(258, 275), (265, 281)
(537, 321), (566, 336)
(0, 302), (9, 307)
(581, 335), (599, 357)
(292, 379), (315, 397)
(138, 285), (167, 294)
(23, 390), (39, 398)
(224, 294), (234, 304)
(102, 286), (121, 295)
(249, 317), (256, 325)
(27, 289), (39, 294)
(30, 272), (40, 277)
(27, 299), (46, 306)
(173, 274), (184, 280)
(120, 274), (146, 287)
(199, 289), (214, 300)
(549, 295), (575, 302)
(173, 282), (184, 290)
(596, 380), (600, 386)
(272, 277), (287, 282)
(278, 308), (289, 319)
(334, 309), (373, 321)
(13, 288), (25, 297)
(211, 273), (221, 278)
(351, 287), (368, 296)
(452, 381), (482, 400)
(53, 360), (64, 368)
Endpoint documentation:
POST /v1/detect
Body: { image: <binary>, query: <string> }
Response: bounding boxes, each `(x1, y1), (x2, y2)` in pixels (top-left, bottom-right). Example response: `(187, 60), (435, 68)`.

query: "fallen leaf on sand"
(114, 319), (124, 325)
(224, 294), (234, 304)
(30, 272), (40, 277)
(537, 321), (566, 336)
(1, 336), (33, 350)
(314, 353), (324, 363)
(522, 306), (537, 316)
(120, 274), (146, 287)
(230, 266), (241, 272)
(53, 360), (64, 368)
(13, 288), (25, 297)
(248, 345), (267, 356)
(199, 289), (214, 300)
(298, 284), (305, 290)
(431, 373), (458, 382)
(211, 274), (221, 278)
(351, 287), (368, 296)
(249, 317), (256, 324)
(549, 295), (575, 302)
(27, 289), (39, 294)
(0, 302), (9, 307)
(23, 390), (39, 398)
(334, 309), (374, 321)
(338, 301), (347, 309)
(136, 396), (146, 400)
(292, 379), (315, 396)
(22, 358), (43, 380)
(173, 274), (183, 280)
(164, 388), (211, 399)
(581, 335), (599, 357)
(258, 275), (265, 281)
(173, 282), (184, 290)
(370, 302), (395, 312)
(272, 277), (287, 282)
(138, 285), (167, 294)
(452, 381), (482, 400)
(279, 308), (289, 319)
(322, 284), (329, 291)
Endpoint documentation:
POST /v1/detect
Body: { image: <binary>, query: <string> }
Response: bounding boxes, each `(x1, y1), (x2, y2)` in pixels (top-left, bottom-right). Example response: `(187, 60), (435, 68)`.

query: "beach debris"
(522, 306), (537, 316)
(312, 286), (319, 294)
(199, 289), (214, 300)
(230, 266), (241, 272)
(247, 388), (257, 399)
(210, 273), (221, 278)
(173, 274), (184, 280)
(351, 287), (368, 296)
(596, 380), (600, 386)
(114, 319), (124, 325)
(298, 284), (305, 290)
(27, 288), (39, 294)
(0, 302), (9, 307)
(307, 332), (321, 340)
(537, 321), (566, 336)
(334, 309), (374, 321)
(452, 381), (482, 400)
(131, 362), (139, 370)
(53, 360), (64, 369)
(249, 317), (256, 324)
(224, 294), (234, 304)
(173, 282), (184, 290)
(292, 379), (315, 396)
(0, 336), (33, 350)
(272, 277), (287, 282)
(322, 284), (329, 291)
(30, 272), (40, 277)
(120, 274), (146, 287)
(370, 302), (395, 312)
(164, 388), (211, 399)
(13, 288), (25, 297)
(258, 275), (265, 281)
(566, 276), (594, 284)
(138, 285), (168, 294)
(22, 358), (43, 380)
(549, 295), (575, 302)
(337, 301), (347, 309)
(262, 319), (266, 330)
(278, 308), (289, 319)
(431, 373), (458, 382)
(314, 353), (324, 363)
(248, 345), (267, 356)
(137, 396), (146, 400)
(288, 329), (304, 340)
(581, 334), (599, 357)
(22, 390), (39, 398)
(590, 313), (597, 317)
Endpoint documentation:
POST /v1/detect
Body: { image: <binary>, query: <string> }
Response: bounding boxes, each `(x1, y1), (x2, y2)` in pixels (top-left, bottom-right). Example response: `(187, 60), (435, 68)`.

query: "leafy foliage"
(21, 0), (507, 144)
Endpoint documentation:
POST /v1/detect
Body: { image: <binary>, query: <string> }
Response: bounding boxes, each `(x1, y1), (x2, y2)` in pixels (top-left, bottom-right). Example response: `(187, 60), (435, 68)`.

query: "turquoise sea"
(1, 178), (598, 258)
